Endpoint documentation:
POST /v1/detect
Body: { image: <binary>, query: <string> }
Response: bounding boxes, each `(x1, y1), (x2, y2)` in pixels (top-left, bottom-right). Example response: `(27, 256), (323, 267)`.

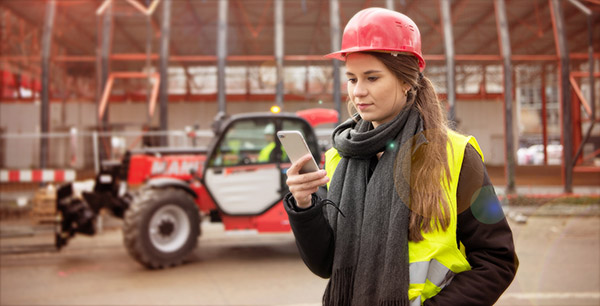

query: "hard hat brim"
(324, 48), (426, 72)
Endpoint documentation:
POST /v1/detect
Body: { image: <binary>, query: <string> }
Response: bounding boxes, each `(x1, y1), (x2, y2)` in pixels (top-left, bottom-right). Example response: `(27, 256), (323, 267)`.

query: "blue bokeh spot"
(470, 185), (505, 224)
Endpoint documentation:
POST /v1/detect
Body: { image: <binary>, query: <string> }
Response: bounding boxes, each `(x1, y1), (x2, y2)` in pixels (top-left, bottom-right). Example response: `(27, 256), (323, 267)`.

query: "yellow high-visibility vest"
(324, 130), (483, 305)
(258, 142), (287, 162)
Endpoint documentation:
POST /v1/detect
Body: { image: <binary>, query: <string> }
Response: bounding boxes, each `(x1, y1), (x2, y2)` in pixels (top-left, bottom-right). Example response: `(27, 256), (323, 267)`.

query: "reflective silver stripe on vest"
(409, 259), (456, 305)
(409, 259), (455, 288)
(409, 261), (429, 284)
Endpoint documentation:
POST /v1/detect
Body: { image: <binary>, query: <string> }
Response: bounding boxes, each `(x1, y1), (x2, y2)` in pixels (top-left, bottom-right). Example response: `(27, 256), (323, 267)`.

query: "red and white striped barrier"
(0, 169), (76, 183)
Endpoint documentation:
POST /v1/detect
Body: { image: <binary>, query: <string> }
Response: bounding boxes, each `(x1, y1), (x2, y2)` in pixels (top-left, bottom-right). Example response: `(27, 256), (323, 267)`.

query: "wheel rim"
(149, 204), (191, 253)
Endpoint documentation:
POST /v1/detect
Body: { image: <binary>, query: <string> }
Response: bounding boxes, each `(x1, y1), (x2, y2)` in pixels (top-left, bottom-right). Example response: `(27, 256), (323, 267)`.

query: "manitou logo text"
(151, 160), (200, 176)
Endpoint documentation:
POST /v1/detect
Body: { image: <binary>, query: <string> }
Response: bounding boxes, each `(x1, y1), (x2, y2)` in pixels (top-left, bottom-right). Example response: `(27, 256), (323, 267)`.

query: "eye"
(347, 78), (357, 84)
(367, 76), (379, 82)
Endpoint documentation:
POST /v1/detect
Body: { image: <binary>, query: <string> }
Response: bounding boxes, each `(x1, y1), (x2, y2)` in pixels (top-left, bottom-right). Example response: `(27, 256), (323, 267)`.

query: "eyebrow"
(346, 70), (382, 76)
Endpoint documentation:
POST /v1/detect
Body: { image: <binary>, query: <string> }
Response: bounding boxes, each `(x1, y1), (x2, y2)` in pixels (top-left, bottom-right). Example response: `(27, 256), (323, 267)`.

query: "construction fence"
(0, 128), (214, 217)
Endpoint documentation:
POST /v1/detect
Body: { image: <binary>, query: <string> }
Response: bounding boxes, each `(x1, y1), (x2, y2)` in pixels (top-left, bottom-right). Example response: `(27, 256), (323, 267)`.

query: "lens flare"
(470, 185), (506, 224)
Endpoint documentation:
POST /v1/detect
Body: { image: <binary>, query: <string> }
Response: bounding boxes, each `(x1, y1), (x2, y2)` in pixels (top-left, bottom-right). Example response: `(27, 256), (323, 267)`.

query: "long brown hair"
(347, 52), (452, 242)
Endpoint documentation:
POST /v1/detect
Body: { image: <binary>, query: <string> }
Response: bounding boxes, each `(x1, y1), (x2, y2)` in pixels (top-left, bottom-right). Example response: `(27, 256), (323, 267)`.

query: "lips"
(356, 103), (372, 111)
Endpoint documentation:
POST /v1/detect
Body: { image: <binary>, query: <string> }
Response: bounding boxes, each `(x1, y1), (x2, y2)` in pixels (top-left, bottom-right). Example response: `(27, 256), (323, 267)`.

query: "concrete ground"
(1, 211), (599, 306)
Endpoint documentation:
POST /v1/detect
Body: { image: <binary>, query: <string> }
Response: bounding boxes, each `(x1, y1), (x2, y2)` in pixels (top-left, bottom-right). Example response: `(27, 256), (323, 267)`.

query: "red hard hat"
(325, 7), (426, 71)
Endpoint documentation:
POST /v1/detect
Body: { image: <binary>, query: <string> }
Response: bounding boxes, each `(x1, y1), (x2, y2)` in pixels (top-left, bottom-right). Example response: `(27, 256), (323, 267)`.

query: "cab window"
(211, 119), (276, 166)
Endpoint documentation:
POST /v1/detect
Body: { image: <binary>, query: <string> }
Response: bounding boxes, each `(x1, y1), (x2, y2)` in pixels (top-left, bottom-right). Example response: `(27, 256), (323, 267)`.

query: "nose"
(353, 80), (368, 98)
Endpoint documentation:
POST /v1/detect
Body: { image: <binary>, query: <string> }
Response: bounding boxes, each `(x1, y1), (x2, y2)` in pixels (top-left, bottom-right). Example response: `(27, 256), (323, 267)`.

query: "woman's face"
(345, 53), (410, 128)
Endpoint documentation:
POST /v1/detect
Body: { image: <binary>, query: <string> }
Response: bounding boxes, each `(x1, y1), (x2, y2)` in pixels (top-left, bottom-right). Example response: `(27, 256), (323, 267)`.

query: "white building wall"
(0, 102), (98, 168)
(455, 100), (507, 166)
(0, 103), (40, 168)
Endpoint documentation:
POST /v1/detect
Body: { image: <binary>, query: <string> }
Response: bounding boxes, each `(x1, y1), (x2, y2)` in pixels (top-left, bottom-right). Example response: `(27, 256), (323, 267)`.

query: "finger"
(289, 175), (329, 191)
(287, 154), (316, 175)
(288, 173), (328, 190)
(289, 183), (320, 195)
(286, 169), (327, 185)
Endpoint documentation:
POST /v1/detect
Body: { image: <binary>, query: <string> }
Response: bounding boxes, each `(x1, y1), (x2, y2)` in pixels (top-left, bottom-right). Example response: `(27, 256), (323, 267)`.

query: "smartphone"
(276, 130), (320, 174)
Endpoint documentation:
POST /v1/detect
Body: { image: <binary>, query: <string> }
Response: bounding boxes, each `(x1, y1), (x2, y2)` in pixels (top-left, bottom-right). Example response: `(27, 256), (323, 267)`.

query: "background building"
(1, 0), (599, 192)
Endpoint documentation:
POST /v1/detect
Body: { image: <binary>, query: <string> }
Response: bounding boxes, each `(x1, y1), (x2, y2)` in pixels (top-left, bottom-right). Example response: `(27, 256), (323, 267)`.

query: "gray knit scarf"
(324, 106), (424, 306)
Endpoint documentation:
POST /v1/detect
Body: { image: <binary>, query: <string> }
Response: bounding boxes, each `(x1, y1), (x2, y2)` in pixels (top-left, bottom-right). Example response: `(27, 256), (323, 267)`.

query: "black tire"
(123, 187), (200, 269)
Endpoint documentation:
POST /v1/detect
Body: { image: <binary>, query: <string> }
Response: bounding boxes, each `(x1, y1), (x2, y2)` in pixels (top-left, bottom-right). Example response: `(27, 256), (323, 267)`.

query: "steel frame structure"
(98, 71), (161, 120)
(0, 0), (599, 192)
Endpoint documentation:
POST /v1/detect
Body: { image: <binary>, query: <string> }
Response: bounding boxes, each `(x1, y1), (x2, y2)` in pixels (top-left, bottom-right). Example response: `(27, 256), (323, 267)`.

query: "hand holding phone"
(278, 130), (328, 208)
(276, 130), (319, 174)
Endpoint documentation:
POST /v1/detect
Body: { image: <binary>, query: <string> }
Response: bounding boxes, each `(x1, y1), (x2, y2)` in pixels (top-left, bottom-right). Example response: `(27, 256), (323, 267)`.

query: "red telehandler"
(55, 109), (337, 269)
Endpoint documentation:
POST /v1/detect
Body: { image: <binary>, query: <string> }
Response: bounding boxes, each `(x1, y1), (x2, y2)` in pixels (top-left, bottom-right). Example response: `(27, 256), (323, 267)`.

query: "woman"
(284, 7), (518, 306)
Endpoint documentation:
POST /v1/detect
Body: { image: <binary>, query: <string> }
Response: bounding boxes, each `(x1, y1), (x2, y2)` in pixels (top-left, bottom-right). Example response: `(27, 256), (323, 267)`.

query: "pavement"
(1, 215), (599, 306)
(0, 181), (598, 305)
(494, 185), (600, 221)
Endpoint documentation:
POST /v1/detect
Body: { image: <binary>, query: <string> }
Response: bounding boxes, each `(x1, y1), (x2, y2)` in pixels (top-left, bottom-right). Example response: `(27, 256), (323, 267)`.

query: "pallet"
(30, 187), (58, 224)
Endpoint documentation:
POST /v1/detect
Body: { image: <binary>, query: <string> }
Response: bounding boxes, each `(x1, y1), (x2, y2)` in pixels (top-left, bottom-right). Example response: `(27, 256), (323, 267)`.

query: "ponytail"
(408, 74), (451, 242)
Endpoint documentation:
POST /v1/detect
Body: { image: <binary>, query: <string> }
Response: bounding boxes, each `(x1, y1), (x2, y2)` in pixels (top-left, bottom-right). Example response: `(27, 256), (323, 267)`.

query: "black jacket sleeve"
(283, 190), (335, 278)
(424, 144), (519, 306)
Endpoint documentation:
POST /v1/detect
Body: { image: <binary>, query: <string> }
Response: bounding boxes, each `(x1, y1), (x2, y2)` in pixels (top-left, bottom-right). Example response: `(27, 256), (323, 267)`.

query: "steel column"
(569, 0), (596, 168)
(217, 0), (228, 115)
(440, 0), (456, 125)
(494, 0), (516, 194)
(586, 15), (595, 121)
(571, 89), (583, 165)
(40, 0), (56, 169)
(275, 0), (284, 109)
(386, 0), (395, 10)
(159, 0), (172, 146)
(97, 2), (112, 131)
(549, 0), (573, 193)
(145, 0), (153, 122)
(329, 0), (341, 122)
(541, 65), (548, 165)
